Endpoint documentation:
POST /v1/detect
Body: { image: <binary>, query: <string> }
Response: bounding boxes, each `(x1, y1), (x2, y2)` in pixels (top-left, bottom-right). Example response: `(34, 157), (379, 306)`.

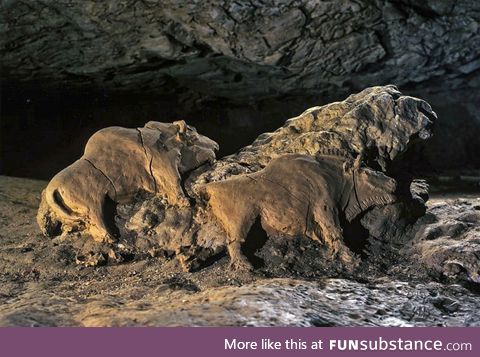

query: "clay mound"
(36, 85), (437, 278)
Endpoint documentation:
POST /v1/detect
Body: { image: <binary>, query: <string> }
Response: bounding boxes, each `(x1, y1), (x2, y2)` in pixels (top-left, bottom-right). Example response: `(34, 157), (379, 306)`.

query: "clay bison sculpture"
(35, 86), (436, 273)
(37, 120), (218, 242)
(203, 151), (398, 270)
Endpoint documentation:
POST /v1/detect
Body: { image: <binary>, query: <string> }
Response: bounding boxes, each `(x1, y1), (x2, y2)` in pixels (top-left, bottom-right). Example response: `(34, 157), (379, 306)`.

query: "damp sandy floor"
(0, 175), (479, 327)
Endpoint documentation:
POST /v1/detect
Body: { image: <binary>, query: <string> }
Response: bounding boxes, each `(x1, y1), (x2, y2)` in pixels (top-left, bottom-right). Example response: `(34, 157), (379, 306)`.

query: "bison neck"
(344, 175), (396, 222)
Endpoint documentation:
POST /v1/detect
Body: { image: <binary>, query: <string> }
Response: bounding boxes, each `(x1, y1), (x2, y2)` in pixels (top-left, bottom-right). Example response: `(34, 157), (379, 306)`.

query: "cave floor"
(0, 175), (479, 327)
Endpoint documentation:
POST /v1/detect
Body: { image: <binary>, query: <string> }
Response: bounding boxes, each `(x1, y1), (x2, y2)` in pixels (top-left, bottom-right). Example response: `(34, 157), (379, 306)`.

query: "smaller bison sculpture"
(203, 152), (398, 270)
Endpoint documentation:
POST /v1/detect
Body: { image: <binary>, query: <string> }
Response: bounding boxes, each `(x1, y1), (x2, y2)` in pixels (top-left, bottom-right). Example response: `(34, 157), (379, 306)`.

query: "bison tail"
(37, 190), (63, 237)
(45, 187), (74, 218)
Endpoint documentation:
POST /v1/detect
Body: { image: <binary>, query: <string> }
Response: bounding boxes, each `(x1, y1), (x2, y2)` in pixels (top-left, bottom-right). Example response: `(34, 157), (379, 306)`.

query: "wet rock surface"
(0, 176), (479, 326)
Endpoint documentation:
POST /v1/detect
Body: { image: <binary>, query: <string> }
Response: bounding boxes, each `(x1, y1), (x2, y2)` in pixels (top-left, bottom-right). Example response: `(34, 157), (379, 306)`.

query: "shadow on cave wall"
(1, 80), (480, 180)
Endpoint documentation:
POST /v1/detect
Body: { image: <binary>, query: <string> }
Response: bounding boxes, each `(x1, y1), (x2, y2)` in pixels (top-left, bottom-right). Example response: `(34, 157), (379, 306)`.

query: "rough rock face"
(1, 0), (479, 99)
(37, 86), (437, 275)
(408, 196), (480, 284)
(72, 278), (480, 327)
(4, 277), (480, 327)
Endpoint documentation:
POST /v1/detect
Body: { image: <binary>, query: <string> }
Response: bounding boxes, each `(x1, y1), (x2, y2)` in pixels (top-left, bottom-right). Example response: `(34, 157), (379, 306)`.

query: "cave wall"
(1, 0), (480, 178)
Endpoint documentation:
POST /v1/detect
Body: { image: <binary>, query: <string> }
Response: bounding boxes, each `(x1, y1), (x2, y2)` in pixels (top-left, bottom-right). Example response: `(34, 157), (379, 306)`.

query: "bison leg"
(312, 203), (355, 263)
(224, 213), (257, 272)
(150, 149), (189, 206)
(206, 180), (257, 271)
(225, 212), (259, 272)
(227, 239), (253, 272)
(88, 194), (118, 243)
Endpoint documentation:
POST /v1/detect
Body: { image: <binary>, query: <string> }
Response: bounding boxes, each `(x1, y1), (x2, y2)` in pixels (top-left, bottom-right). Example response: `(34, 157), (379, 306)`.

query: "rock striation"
(1, 0), (479, 99)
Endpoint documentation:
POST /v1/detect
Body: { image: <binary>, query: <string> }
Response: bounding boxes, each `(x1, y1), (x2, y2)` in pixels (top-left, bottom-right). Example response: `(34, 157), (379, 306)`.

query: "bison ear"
(343, 153), (364, 174)
(173, 120), (187, 134)
(353, 153), (363, 170)
(343, 160), (352, 174)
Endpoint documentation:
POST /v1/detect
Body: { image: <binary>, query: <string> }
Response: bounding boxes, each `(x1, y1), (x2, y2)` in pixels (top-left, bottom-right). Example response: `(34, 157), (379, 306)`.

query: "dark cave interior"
(1, 0), (480, 186)
(2, 80), (480, 183)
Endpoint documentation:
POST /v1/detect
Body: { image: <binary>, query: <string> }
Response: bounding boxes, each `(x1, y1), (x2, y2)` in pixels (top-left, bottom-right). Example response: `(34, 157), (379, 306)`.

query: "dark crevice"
(340, 211), (369, 259)
(102, 194), (120, 238)
(189, 249), (227, 272)
(233, 73), (242, 82)
(136, 128), (158, 193)
(241, 216), (269, 269)
(310, 317), (335, 327)
(362, 146), (383, 172)
(388, 133), (427, 191)
(179, 162), (209, 206)
(392, 1), (440, 20)
(83, 158), (117, 199)
(418, 106), (437, 126)
(44, 215), (63, 237)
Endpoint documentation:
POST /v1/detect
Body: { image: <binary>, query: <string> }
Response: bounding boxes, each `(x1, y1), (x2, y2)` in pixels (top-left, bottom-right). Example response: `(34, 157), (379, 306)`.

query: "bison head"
(344, 85), (437, 171)
(344, 163), (398, 222)
(145, 120), (219, 173)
